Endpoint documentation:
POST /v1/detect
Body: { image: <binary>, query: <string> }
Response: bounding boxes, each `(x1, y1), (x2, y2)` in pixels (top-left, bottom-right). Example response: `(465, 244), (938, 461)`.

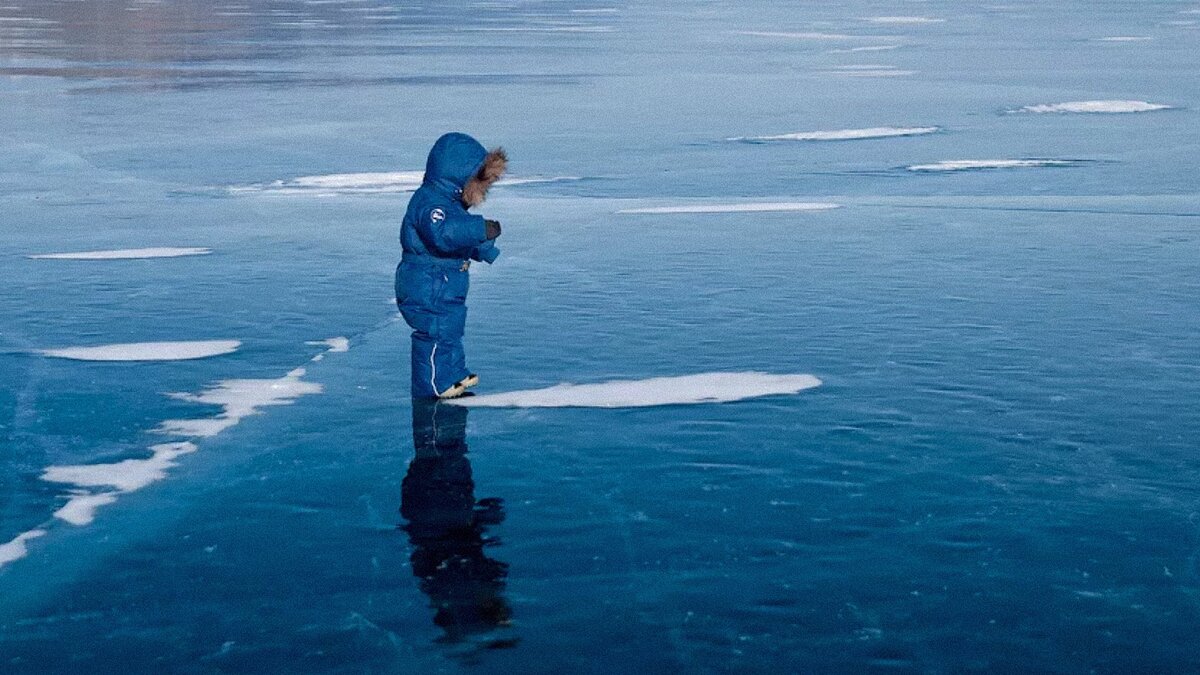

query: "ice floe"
(230, 172), (581, 196)
(451, 372), (822, 409)
(618, 202), (841, 214)
(907, 159), (1083, 172)
(28, 247), (212, 260)
(0, 530), (46, 566)
(730, 126), (938, 142)
(41, 340), (241, 362)
(1013, 100), (1172, 114)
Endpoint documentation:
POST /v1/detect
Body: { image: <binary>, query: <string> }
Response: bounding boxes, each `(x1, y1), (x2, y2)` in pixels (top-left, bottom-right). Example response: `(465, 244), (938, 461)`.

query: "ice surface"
(1093, 36), (1154, 42)
(40, 340), (241, 361)
(1014, 100), (1172, 114)
(157, 367), (324, 438)
(450, 372), (822, 408)
(230, 172), (580, 196)
(27, 247), (212, 260)
(907, 159), (1082, 172)
(618, 202), (841, 214)
(0, 530), (46, 566)
(730, 126), (939, 142)
(829, 45), (903, 53)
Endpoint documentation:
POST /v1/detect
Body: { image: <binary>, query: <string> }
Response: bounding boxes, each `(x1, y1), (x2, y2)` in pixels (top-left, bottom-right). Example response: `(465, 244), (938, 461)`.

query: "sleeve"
(413, 203), (487, 256)
(470, 239), (500, 264)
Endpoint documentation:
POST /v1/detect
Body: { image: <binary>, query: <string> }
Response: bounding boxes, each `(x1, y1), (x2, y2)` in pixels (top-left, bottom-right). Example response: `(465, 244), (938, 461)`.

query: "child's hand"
(485, 219), (502, 240)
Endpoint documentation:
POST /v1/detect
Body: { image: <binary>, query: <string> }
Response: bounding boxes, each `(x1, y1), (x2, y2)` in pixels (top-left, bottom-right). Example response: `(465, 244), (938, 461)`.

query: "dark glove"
(484, 219), (502, 240)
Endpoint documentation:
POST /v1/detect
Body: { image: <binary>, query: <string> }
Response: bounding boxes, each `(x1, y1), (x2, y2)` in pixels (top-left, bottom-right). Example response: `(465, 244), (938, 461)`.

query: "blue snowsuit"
(396, 133), (500, 398)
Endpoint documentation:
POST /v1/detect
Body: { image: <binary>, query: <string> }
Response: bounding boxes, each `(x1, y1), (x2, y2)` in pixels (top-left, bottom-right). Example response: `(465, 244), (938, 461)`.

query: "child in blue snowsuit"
(396, 133), (506, 399)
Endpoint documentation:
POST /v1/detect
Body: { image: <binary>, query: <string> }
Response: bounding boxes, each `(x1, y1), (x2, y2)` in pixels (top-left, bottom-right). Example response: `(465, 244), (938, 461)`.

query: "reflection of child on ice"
(396, 133), (506, 399)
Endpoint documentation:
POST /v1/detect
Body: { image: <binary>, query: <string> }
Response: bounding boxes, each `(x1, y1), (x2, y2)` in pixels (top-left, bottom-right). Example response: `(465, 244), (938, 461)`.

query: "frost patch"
(451, 372), (822, 409)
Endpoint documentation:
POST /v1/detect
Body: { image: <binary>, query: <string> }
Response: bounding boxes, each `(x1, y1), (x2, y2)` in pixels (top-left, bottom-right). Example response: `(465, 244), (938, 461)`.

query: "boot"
(438, 374), (479, 399)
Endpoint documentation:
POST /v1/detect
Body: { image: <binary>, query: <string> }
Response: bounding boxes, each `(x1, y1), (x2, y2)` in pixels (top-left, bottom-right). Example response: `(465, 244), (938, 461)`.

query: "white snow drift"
(28, 247), (212, 260)
(41, 340), (241, 362)
(451, 372), (822, 408)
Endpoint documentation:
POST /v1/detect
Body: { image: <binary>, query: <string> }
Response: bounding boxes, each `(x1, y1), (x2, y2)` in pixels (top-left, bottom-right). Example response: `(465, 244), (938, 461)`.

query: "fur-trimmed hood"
(422, 132), (506, 208)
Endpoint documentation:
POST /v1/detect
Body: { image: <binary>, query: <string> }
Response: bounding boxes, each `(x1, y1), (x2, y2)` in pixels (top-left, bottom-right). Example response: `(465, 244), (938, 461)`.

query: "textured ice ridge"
(451, 372), (822, 408)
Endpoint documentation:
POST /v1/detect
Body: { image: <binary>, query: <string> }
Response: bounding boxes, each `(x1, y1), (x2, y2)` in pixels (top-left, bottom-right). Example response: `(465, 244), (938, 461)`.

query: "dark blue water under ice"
(2, 0), (1199, 672)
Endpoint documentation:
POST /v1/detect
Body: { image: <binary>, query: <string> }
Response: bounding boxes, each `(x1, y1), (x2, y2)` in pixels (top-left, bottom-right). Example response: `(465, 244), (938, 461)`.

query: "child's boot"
(438, 374), (479, 399)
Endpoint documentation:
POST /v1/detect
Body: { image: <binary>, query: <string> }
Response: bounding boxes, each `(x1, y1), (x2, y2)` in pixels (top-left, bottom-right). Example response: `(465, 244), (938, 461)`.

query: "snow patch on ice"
(730, 126), (938, 142)
(824, 66), (915, 77)
(308, 336), (349, 354)
(42, 442), (198, 526)
(451, 372), (822, 409)
(829, 45), (902, 53)
(862, 16), (944, 24)
(43, 443), (198, 493)
(0, 530), (46, 566)
(230, 172), (581, 196)
(618, 202), (841, 214)
(907, 159), (1082, 172)
(52, 492), (120, 526)
(28, 247), (212, 260)
(1014, 100), (1172, 114)
(737, 31), (870, 40)
(41, 340), (241, 362)
(157, 367), (323, 438)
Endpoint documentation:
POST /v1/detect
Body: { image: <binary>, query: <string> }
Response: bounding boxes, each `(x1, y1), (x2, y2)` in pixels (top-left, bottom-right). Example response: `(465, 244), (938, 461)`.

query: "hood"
(423, 132), (488, 195)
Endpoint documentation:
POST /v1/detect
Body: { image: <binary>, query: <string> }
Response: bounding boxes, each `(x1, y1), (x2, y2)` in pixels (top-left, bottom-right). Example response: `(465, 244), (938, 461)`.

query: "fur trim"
(462, 147), (507, 208)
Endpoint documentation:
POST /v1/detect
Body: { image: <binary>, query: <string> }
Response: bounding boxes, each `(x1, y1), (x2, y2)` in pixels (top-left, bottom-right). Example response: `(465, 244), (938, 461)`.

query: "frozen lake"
(2, 0), (1199, 671)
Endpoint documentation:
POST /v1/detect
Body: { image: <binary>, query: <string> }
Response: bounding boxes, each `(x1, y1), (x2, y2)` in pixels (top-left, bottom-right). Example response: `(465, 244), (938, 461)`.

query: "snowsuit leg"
(397, 261), (471, 398)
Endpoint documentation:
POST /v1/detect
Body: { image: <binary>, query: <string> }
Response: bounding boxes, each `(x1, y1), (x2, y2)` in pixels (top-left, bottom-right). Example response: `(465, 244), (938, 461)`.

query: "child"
(396, 132), (506, 399)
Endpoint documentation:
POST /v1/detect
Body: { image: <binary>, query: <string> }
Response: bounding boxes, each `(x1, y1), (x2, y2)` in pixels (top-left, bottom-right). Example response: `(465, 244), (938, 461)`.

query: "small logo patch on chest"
(430, 208), (446, 224)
